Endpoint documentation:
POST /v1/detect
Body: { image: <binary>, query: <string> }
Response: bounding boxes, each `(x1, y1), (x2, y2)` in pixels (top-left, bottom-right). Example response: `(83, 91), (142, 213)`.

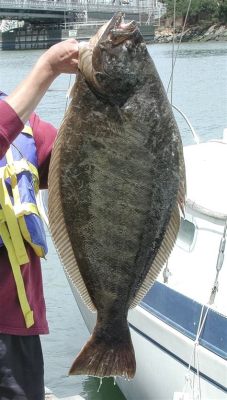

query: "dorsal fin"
(48, 123), (96, 312)
(129, 149), (186, 309)
(129, 203), (180, 308)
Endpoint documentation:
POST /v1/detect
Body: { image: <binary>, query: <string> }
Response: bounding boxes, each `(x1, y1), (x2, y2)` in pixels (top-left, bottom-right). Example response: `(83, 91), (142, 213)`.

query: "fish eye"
(125, 40), (133, 50)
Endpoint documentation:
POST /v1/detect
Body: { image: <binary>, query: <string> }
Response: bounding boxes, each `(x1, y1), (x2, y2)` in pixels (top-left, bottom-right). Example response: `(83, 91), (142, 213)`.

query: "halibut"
(48, 13), (186, 379)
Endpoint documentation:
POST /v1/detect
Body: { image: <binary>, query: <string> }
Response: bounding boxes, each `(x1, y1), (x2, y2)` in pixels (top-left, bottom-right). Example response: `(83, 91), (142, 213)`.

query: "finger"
(70, 59), (79, 72)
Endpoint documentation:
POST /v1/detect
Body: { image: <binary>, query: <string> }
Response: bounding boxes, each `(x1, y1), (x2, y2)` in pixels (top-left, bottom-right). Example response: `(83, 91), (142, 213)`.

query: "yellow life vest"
(0, 123), (48, 328)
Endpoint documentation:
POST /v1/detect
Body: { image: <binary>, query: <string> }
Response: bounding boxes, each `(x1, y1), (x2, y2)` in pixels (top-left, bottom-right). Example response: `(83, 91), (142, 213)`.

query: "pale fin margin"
(48, 123), (96, 312)
(178, 140), (187, 216)
(129, 203), (180, 309)
(129, 147), (186, 309)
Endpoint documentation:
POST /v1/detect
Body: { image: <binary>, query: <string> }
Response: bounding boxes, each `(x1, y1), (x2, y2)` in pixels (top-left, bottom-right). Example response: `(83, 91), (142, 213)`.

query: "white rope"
(180, 218), (227, 399)
(182, 304), (209, 399)
(64, 4), (73, 114)
(167, 0), (193, 97)
(170, 0), (176, 105)
(65, 73), (72, 113)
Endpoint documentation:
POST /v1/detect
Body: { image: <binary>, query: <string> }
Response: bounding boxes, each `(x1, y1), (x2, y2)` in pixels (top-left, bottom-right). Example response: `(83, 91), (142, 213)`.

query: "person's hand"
(38, 38), (79, 78)
(4, 39), (79, 123)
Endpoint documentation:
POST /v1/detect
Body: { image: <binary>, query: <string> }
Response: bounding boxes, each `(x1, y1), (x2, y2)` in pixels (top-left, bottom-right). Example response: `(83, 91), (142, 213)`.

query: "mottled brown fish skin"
(49, 13), (185, 379)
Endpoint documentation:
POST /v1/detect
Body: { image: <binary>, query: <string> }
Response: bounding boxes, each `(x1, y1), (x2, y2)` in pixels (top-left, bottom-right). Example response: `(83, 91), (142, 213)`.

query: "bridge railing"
(0, 0), (157, 14)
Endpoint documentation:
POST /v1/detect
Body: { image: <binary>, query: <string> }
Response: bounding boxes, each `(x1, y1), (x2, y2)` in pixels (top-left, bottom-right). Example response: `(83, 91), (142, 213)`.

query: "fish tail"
(69, 320), (136, 378)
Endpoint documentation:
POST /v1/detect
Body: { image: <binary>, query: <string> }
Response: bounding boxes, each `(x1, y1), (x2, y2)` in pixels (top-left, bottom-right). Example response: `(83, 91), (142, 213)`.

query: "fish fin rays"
(129, 145), (186, 309)
(178, 141), (187, 215)
(69, 321), (136, 378)
(48, 128), (96, 312)
(129, 203), (181, 309)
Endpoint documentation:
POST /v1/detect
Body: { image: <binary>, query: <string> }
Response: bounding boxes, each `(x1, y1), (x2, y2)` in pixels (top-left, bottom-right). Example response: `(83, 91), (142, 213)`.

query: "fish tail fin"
(69, 320), (136, 378)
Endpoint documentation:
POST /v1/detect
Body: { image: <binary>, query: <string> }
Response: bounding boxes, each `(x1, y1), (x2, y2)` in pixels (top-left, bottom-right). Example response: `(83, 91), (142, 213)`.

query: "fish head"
(79, 13), (147, 105)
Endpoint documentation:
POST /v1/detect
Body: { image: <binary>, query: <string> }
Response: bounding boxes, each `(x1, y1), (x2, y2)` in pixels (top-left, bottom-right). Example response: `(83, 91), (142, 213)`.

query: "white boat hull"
(70, 281), (227, 400)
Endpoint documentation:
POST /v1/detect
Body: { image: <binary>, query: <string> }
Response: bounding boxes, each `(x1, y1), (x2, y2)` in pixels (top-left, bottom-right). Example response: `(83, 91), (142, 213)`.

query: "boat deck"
(45, 387), (84, 400)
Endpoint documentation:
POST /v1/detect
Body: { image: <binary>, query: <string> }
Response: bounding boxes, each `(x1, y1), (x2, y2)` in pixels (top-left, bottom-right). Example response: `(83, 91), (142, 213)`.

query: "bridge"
(0, 0), (159, 23)
(0, 0), (164, 49)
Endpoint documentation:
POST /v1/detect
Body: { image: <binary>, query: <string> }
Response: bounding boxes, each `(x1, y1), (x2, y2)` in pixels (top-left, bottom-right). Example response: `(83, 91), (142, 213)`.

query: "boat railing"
(172, 104), (200, 144)
(186, 198), (227, 224)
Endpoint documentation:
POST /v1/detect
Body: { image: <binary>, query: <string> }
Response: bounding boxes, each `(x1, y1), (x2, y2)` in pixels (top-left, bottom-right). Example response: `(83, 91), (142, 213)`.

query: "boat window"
(176, 217), (197, 251)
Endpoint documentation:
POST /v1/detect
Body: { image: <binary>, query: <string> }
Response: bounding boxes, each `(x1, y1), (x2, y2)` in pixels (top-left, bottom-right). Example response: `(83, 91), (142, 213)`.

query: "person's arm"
(30, 112), (57, 189)
(4, 39), (79, 124)
(0, 101), (24, 159)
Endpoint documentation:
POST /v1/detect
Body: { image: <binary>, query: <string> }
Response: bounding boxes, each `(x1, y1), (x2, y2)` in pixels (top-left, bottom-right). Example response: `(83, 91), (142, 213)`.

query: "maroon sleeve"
(0, 99), (24, 159)
(0, 98), (57, 189)
(29, 112), (57, 189)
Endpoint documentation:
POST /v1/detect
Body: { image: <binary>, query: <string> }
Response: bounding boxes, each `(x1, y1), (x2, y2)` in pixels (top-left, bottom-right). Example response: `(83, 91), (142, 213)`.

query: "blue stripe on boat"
(140, 282), (227, 360)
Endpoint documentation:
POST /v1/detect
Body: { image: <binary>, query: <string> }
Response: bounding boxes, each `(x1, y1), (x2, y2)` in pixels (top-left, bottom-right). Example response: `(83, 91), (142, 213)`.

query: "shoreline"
(154, 23), (227, 43)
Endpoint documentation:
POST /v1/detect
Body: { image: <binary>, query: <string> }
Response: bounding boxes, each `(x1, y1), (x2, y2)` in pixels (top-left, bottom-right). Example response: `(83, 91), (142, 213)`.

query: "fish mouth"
(98, 12), (138, 45)
(78, 12), (142, 102)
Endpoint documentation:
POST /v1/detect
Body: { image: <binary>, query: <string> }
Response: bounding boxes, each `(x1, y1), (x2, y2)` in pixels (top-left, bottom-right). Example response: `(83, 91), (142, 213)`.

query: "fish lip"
(98, 12), (138, 45)
(111, 20), (138, 36)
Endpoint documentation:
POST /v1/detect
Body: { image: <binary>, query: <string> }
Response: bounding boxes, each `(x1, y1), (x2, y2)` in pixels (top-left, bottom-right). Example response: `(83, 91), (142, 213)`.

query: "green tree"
(164, 0), (220, 24)
(219, 0), (227, 23)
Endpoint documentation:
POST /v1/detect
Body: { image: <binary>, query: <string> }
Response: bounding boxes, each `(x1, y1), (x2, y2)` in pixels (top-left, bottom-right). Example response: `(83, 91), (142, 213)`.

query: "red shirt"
(0, 98), (57, 335)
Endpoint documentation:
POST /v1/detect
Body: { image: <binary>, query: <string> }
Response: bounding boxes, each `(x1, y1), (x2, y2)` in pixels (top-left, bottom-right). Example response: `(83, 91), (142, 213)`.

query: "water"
(0, 41), (227, 399)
